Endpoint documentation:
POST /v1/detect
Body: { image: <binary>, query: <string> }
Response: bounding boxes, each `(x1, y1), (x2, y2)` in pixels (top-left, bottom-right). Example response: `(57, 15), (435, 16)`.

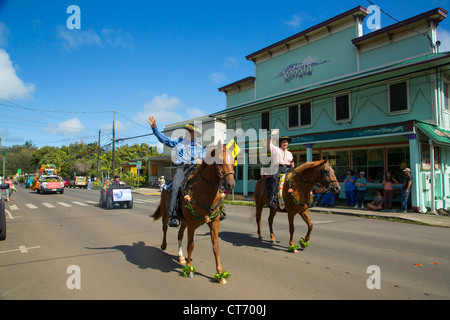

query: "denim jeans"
(345, 190), (356, 206)
(168, 164), (195, 217)
(400, 190), (410, 211)
(356, 190), (366, 206)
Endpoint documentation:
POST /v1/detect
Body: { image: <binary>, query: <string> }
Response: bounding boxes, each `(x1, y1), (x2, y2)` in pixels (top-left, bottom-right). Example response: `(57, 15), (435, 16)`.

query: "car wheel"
(106, 197), (113, 210)
(126, 201), (133, 209)
(0, 202), (6, 241)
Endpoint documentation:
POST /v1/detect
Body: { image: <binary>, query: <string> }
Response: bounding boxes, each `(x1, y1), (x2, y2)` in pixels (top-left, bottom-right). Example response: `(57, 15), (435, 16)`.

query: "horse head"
(204, 141), (236, 192)
(317, 157), (340, 194)
(293, 157), (340, 194)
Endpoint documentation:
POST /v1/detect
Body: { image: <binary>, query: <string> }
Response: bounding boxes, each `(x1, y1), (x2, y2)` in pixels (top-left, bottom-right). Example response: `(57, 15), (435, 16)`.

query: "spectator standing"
(400, 168), (413, 213)
(344, 170), (356, 207)
(355, 172), (367, 208)
(382, 171), (398, 211)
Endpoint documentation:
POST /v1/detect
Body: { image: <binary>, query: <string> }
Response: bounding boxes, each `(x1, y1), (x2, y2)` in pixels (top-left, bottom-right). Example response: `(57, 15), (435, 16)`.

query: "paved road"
(1, 186), (450, 301)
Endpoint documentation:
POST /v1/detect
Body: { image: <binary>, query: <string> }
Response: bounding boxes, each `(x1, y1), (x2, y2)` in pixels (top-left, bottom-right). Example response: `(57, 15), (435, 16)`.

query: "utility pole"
(111, 111), (116, 178)
(97, 129), (101, 179)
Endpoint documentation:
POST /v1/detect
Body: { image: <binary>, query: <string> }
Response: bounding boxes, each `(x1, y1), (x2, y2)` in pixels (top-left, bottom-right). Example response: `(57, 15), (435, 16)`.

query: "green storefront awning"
(416, 122), (450, 147)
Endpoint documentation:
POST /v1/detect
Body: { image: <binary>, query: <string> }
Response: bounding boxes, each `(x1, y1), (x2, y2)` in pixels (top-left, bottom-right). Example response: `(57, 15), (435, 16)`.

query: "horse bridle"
(199, 162), (235, 188)
(296, 165), (338, 191)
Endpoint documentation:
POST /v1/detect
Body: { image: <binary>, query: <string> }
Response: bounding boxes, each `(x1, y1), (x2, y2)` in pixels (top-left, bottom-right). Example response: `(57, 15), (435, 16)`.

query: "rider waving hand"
(147, 116), (205, 227)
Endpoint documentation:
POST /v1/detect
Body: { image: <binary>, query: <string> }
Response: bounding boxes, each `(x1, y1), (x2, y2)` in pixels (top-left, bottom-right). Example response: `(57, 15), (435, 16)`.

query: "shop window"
(421, 143), (440, 171)
(288, 105), (299, 127)
(352, 148), (384, 182)
(387, 147), (410, 183)
(389, 81), (408, 113)
(322, 150), (349, 180)
(335, 94), (350, 122)
(261, 111), (270, 130)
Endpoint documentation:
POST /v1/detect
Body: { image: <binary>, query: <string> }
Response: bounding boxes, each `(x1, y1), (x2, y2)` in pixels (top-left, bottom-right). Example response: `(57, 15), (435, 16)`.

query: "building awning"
(290, 121), (414, 146)
(416, 122), (450, 147)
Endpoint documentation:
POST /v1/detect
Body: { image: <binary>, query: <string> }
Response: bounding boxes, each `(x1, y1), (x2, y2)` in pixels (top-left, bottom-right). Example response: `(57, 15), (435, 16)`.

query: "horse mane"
(293, 159), (325, 175)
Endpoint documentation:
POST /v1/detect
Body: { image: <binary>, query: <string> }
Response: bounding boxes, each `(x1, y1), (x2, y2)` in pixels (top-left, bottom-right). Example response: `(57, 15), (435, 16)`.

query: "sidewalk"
(308, 205), (450, 228)
(131, 187), (450, 228)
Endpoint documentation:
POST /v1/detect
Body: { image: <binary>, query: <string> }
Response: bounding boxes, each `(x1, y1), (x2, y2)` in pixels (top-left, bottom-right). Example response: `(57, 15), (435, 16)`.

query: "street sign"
(226, 139), (241, 166)
(136, 161), (142, 169)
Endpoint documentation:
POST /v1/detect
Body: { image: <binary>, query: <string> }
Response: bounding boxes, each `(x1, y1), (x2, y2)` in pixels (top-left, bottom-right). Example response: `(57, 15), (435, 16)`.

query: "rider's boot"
(168, 212), (179, 227)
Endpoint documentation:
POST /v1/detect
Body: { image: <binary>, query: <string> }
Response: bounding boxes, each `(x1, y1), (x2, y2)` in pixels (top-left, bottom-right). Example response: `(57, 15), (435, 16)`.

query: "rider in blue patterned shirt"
(147, 116), (205, 227)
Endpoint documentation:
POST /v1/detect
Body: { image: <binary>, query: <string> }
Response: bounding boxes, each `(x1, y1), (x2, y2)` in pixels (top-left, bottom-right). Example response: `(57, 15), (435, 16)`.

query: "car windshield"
(41, 176), (61, 181)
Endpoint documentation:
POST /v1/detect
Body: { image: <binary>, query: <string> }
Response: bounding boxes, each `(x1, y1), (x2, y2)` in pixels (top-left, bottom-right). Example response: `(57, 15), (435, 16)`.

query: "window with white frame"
(288, 102), (312, 128)
(335, 93), (350, 122)
(388, 81), (408, 113)
(443, 79), (450, 111)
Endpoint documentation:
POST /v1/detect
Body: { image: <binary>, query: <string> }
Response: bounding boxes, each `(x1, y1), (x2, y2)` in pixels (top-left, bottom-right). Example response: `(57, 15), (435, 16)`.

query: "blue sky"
(1, 0), (449, 150)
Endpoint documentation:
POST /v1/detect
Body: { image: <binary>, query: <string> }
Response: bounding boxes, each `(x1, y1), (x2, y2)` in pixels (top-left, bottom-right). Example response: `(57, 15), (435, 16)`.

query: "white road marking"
(0, 245), (41, 255)
(57, 202), (72, 207)
(25, 203), (38, 209)
(72, 201), (88, 206)
(42, 203), (55, 208)
(9, 204), (19, 211)
(5, 209), (14, 219)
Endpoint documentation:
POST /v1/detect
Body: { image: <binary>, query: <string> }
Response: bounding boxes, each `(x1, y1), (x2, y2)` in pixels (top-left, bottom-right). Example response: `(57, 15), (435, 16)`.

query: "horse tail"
(151, 204), (162, 221)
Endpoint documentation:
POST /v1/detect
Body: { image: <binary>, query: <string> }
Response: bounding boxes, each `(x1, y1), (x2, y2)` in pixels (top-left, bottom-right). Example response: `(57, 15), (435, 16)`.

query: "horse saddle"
(265, 174), (288, 211)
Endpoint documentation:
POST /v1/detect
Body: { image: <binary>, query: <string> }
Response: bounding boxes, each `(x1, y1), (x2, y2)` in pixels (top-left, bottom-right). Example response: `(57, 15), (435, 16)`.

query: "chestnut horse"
(151, 141), (235, 284)
(254, 158), (340, 252)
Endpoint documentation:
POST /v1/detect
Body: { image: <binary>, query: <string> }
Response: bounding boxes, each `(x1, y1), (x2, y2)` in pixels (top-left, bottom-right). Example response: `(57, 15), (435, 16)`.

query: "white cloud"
(284, 12), (315, 29)
(0, 21), (11, 47)
(210, 72), (228, 84)
(44, 117), (86, 135)
(133, 93), (185, 127)
(186, 108), (206, 119)
(57, 26), (134, 51)
(0, 49), (35, 100)
(437, 27), (450, 52)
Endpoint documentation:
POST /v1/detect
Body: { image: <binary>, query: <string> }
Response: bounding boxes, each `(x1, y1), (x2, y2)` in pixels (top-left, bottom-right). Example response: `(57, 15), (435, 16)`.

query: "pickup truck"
(37, 175), (65, 194)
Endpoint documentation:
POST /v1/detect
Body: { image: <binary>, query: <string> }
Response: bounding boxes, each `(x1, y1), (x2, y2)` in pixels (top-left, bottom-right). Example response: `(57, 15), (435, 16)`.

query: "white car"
(38, 175), (65, 194)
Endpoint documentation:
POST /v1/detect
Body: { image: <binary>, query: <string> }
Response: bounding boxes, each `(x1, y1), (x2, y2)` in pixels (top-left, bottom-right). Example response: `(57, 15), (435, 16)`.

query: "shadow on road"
(218, 231), (290, 252)
(86, 241), (179, 272)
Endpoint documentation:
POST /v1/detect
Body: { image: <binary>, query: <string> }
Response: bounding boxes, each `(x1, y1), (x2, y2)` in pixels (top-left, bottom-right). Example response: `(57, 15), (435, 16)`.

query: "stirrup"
(168, 216), (179, 227)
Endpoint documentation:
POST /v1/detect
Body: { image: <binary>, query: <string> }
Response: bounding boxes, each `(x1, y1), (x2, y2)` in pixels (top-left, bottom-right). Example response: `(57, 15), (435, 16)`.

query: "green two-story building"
(212, 6), (450, 213)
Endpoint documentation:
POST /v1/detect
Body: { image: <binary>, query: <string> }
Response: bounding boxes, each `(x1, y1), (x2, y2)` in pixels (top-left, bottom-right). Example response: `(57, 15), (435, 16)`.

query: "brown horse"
(151, 141), (236, 284)
(254, 158), (340, 252)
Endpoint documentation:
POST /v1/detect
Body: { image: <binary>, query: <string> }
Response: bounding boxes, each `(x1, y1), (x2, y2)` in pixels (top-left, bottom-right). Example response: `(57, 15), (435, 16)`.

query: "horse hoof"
(299, 238), (310, 248)
(288, 244), (299, 253)
(188, 272), (194, 278)
(219, 278), (228, 285)
(161, 244), (167, 251)
(179, 258), (186, 265)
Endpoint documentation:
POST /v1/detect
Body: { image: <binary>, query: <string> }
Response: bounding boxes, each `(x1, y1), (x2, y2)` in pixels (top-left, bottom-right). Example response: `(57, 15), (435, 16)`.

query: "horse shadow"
(85, 241), (179, 272)
(218, 231), (291, 252)
(85, 241), (214, 281)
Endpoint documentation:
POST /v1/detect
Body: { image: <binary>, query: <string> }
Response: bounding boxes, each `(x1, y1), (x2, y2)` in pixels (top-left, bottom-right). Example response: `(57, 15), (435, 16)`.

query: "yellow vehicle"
(72, 176), (87, 189)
